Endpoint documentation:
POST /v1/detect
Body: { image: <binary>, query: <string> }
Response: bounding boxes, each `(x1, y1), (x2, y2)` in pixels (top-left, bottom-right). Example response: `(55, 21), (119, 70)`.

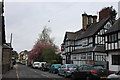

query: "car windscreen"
(93, 66), (104, 70)
(34, 63), (39, 65)
(55, 64), (61, 67)
(67, 65), (77, 68)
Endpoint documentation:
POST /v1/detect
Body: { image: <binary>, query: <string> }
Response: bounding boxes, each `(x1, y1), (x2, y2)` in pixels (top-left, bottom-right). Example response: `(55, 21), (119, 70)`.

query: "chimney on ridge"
(82, 12), (97, 30)
(99, 7), (111, 21)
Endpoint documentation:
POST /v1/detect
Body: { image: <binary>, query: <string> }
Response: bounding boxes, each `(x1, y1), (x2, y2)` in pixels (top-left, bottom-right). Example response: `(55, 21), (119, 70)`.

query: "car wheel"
(71, 74), (75, 80)
(58, 72), (60, 76)
(49, 70), (51, 73)
(64, 73), (68, 78)
(52, 71), (55, 74)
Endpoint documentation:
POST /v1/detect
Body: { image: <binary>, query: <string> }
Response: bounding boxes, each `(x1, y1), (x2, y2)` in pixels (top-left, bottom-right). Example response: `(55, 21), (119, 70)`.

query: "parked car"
(32, 62), (40, 69)
(107, 71), (120, 80)
(58, 64), (78, 78)
(71, 64), (111, 80)
(41, 63), (52, 71)
(49, 64), (61, 74)
(39, 62), (46, 69)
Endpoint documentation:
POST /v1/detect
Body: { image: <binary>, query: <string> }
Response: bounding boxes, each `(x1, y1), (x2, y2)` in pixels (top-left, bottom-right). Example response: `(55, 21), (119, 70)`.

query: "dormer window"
(104, 22), (112, 30)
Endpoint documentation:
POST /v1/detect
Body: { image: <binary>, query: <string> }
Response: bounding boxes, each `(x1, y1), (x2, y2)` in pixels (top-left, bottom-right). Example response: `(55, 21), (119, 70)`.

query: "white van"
(32, 62), (41, 69)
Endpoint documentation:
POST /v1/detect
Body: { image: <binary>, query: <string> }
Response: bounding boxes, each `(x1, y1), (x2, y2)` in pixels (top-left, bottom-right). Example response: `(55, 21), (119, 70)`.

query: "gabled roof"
(3, 43), (12, 49)
(63, 32), (75, 42)
(78, 18), (110, 39)
(63, 30), (84, 42)
(63, 18), (110, 43)
(66, 32), (75, 40)
(75, 29), (85, 40)
(105, 18), (120, 34)
(63, 32), (75, 44)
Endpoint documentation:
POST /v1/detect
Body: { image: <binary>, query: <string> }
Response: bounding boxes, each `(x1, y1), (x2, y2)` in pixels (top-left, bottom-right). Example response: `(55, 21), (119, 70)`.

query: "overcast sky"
(4, 1), (118, 53)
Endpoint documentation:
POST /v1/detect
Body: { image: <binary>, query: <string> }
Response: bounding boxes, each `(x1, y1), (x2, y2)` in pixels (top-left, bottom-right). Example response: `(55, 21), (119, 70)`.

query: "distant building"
(18, 50), (29, 65)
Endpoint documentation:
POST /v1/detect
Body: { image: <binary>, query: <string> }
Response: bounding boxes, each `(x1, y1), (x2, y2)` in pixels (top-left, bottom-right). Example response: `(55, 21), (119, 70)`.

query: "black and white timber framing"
(62, 18), (113, 69)
(105, 18), (120, 71)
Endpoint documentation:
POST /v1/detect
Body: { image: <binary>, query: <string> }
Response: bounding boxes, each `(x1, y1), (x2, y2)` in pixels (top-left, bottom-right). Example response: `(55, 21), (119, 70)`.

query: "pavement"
(1, 64), (70, 80)
(2, 64), (18, 80)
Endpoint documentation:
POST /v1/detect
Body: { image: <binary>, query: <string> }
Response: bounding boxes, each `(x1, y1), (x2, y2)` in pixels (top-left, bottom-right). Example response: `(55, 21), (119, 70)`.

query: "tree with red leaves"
(28, 26), (60, 64)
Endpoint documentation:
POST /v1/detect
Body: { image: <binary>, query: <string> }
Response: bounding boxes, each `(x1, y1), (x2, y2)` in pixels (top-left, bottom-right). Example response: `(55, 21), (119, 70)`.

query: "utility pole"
(10, 33), (12, 47)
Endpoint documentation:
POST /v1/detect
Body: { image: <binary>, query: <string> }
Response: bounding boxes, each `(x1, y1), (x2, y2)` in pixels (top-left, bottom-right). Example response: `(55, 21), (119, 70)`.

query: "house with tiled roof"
(105, 18), (120, 71)
(62, 30), (84, 64)
(61, 7), (117, 69)
(71, 18), (113, 68)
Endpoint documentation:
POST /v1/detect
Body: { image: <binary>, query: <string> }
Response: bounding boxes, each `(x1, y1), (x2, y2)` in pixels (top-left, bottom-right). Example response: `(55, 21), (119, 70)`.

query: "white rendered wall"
(108, 51), (120, 71)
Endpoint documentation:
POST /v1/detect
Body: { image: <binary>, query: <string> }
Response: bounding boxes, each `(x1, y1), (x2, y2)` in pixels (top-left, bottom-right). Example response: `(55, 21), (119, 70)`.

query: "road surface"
(2, 64), (70, 80)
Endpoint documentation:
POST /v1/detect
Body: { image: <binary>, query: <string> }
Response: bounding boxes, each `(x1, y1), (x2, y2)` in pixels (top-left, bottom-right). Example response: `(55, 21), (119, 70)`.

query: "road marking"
(41, 74), (49, 78)
(15, 64), (20, 80)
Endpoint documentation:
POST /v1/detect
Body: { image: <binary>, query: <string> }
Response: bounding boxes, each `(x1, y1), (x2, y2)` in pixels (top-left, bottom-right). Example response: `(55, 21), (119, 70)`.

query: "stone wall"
(2, 48), (12, 74)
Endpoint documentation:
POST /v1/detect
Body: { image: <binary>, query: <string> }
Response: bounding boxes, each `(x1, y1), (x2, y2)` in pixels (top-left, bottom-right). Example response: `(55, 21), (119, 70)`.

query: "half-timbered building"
(62, 30), (84, 64)
(61, 7), (117, 69)
(62, 18), (113, 68)
(71, 18), (113, 68)
(105, 18), (120, 71)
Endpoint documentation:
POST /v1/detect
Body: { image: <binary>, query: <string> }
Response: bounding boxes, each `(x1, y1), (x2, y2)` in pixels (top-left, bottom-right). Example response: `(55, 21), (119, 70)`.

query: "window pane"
(114, 33), (117, 41)
(112, 55), (120, 65)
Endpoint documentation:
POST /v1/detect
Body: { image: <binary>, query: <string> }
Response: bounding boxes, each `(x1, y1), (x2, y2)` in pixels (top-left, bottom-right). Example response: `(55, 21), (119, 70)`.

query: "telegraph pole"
(10, 33), (12, 46)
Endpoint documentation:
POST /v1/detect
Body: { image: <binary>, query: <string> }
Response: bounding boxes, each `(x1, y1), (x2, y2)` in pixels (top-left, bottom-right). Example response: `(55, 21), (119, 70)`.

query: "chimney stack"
(93, 16), (97, 23)
(88, 15), (93, 24)
(99, 7), (111, 21)
(82, 12), (88, 30)
(82, 12), (97, 30)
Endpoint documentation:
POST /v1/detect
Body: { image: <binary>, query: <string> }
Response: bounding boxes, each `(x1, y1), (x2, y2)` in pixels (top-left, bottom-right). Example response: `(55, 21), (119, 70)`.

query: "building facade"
(0, 2), (13, 75)
(18, 50), (29, 65)
(61, 7), (118, 70)
(105, 18), (120, 71)
(63, 18), (112, 68)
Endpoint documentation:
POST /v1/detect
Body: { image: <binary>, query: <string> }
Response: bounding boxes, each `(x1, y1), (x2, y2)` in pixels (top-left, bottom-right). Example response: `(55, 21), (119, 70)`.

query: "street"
(0, 2), (119, 80)
(2, 64), (70, 80)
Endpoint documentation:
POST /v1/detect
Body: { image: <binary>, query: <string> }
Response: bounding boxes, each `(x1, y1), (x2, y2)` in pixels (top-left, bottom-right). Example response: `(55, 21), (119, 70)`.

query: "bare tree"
(37, 26), (54, 44)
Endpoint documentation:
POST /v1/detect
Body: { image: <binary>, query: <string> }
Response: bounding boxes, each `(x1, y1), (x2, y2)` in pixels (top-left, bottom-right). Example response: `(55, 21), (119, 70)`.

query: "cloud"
(5, 2), (118, 52)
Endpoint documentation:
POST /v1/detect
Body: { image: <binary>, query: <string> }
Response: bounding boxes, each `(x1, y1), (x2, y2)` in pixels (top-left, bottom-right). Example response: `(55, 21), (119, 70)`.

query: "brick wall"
(99, 7), (111, 21)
